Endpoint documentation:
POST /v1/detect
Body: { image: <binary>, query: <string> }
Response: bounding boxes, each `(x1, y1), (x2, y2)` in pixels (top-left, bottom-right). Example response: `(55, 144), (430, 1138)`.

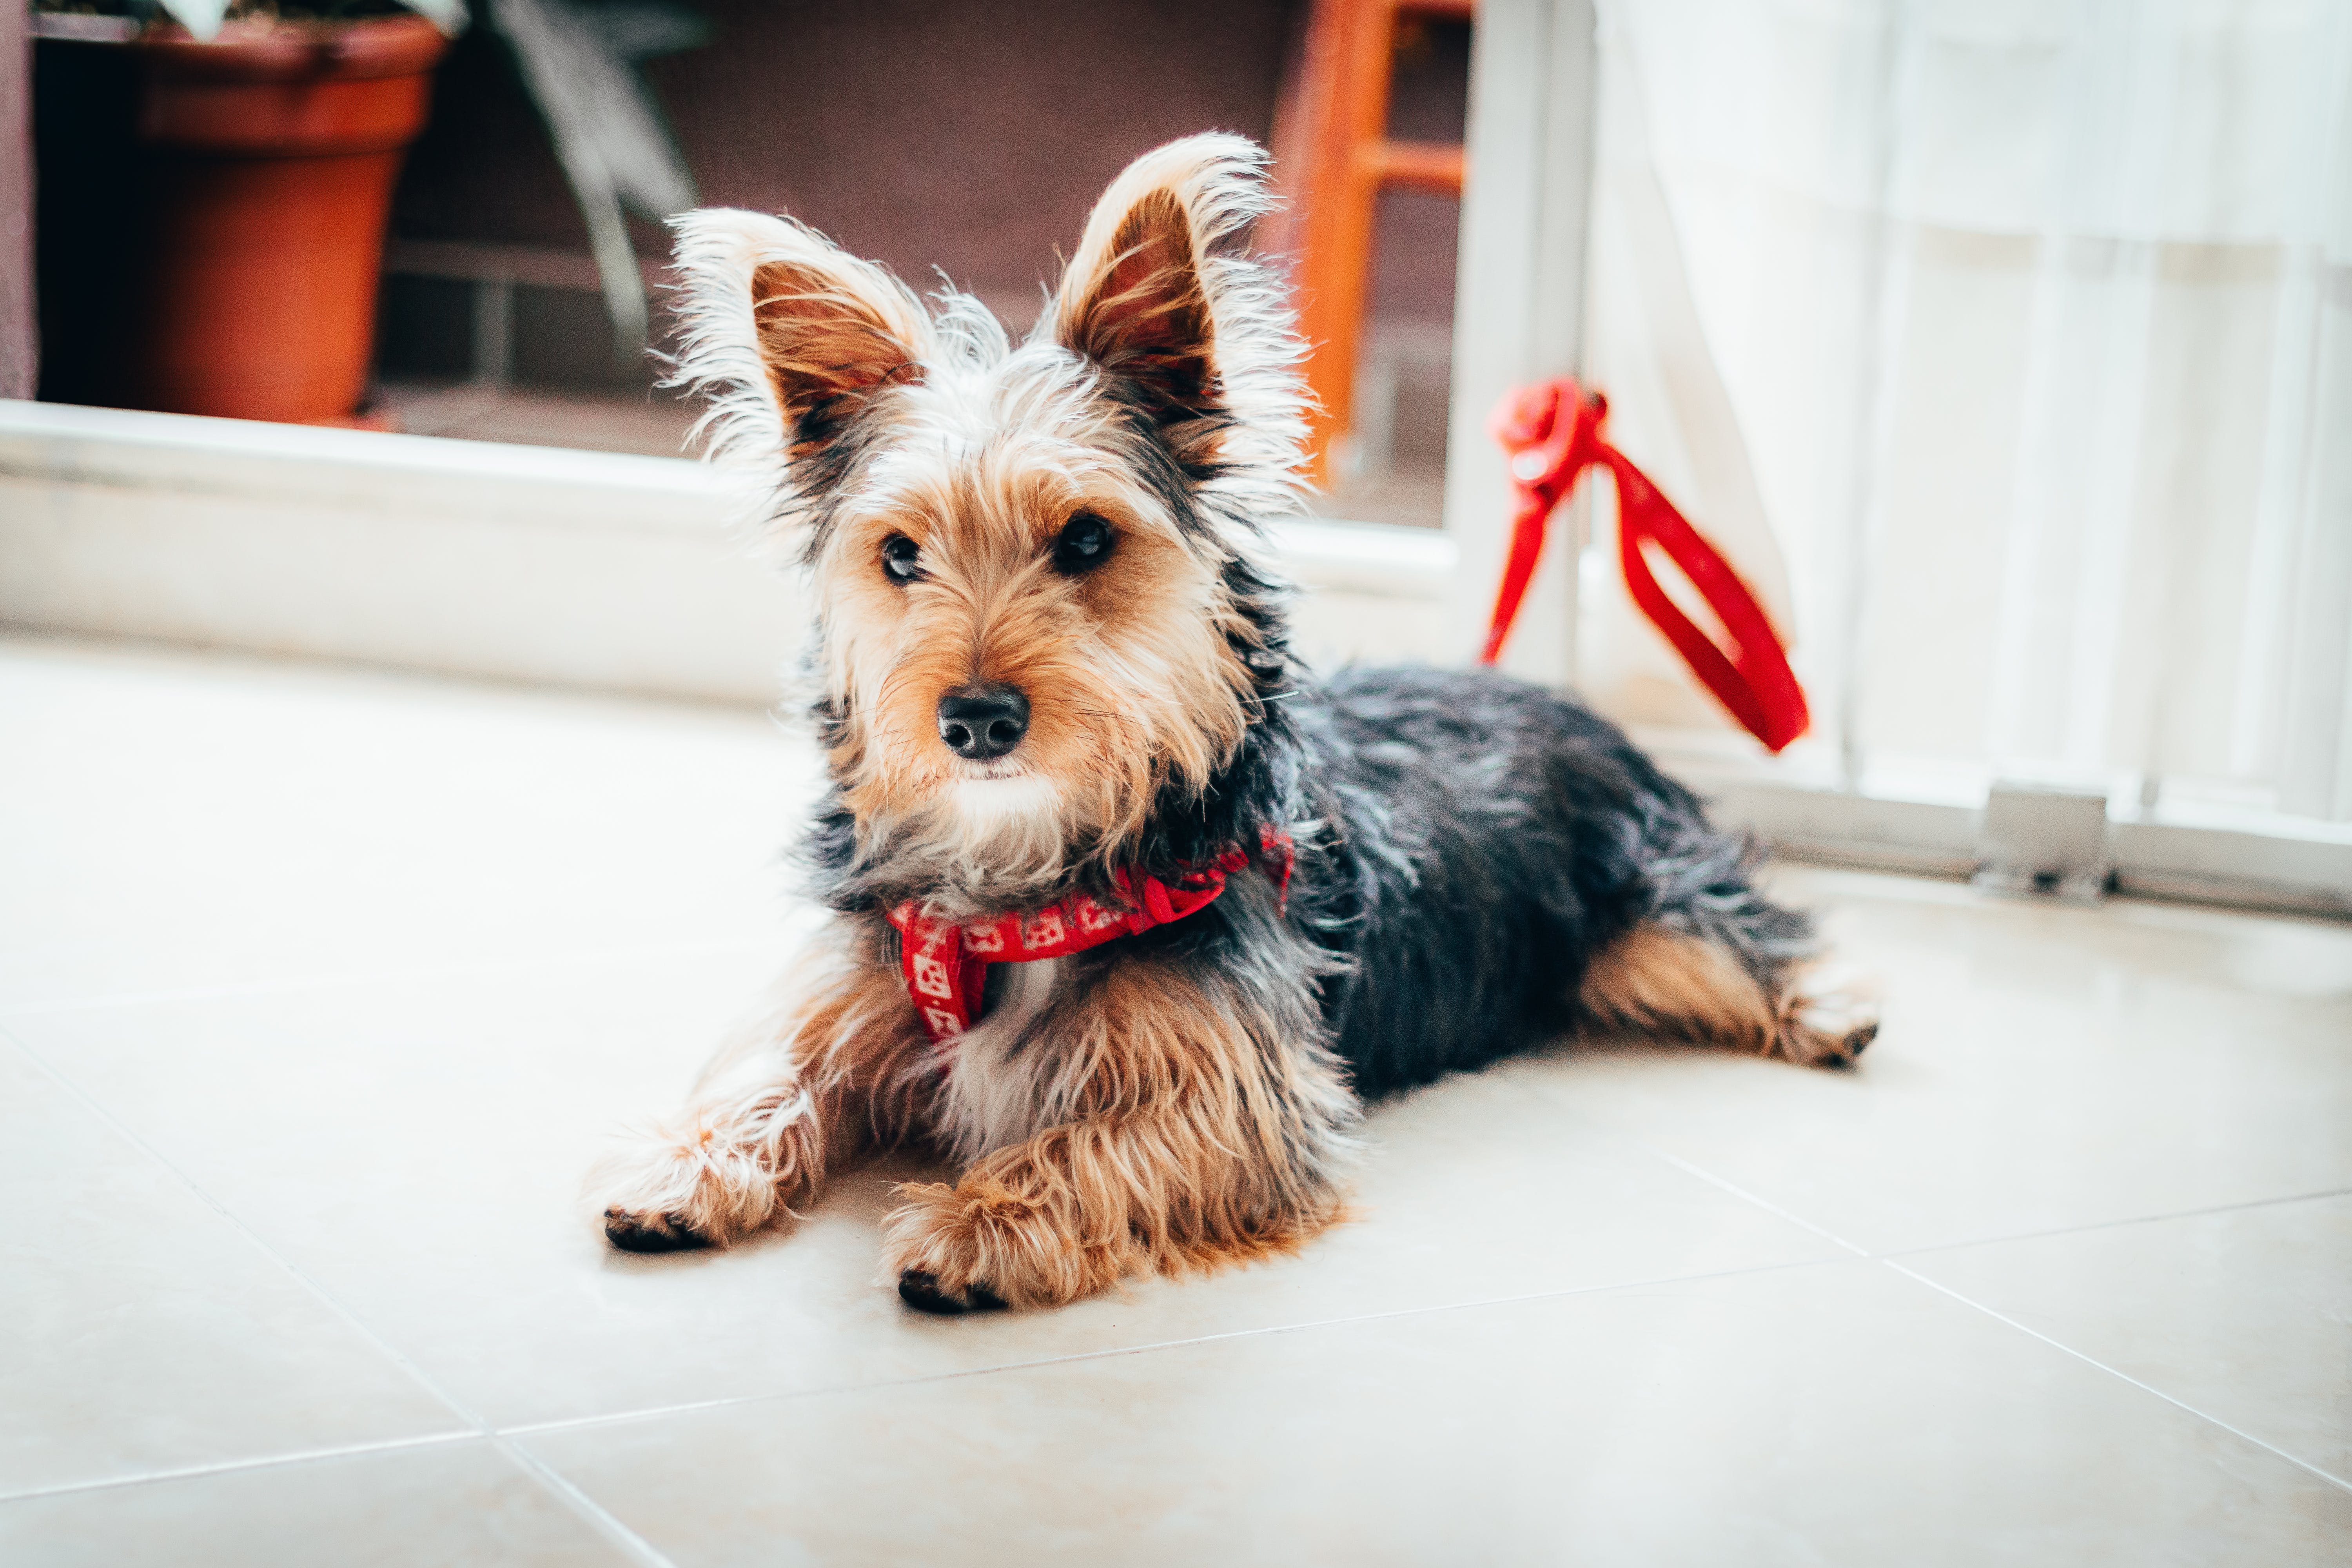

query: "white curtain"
(1577, 0), (2352, 822)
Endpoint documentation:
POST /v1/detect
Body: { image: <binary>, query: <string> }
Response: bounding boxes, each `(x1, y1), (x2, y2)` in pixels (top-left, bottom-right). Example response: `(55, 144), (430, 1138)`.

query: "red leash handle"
(1480, 379), (1810, 755)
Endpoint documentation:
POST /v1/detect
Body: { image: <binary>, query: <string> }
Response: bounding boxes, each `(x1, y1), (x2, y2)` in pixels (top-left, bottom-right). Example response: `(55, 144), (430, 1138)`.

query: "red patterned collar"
(886, 828), (1294, 1045)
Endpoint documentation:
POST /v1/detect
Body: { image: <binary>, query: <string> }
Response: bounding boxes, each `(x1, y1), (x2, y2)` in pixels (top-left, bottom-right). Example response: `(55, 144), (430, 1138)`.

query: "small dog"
(595, 134), (1878, 1312)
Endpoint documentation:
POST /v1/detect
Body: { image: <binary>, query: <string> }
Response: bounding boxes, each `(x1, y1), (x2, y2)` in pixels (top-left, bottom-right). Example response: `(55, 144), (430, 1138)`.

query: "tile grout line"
(1883, 1260), (2352, 1497)
(1497, 1068), (1883, 1255)
(493, 1439), (676, 1568)
(1453, 1085), (2352, 1488)
(494, 1252), (1867, 1443)
(0, 1027), (678, 1568)
(1874, 1185), (2352, 1259)
(1646, 1140), (2352, 1265)
(1520, 1075), (2352, 1266)
(0, 1434), (477, 1508)
(0, 1027), (494, 1428)
(0, 934), (789, 1020)
(1635, 1145), (1874, 1256)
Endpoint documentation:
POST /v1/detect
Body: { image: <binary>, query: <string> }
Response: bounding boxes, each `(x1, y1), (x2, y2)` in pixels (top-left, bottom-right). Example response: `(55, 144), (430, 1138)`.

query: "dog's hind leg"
(1577, 920), (1880, 1068)
(594, 939), (931, 1251)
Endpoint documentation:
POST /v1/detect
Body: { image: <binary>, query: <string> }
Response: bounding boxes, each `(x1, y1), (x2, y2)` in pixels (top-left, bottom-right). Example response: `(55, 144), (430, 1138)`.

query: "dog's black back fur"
(1294, 666), (1814, 1096)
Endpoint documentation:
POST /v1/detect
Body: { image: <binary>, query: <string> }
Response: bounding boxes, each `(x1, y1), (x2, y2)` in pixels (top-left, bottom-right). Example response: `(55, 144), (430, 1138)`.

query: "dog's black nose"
(936, 685), (1030, 760)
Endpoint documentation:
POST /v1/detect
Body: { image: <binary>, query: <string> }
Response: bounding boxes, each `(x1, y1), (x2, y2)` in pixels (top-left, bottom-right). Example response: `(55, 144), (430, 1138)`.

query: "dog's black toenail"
(604, 1208), (708, 1254)
(898, 1269), (1007, 1315)
(898, 1270), (967, 1314)
(610, 1227), (705, 1252)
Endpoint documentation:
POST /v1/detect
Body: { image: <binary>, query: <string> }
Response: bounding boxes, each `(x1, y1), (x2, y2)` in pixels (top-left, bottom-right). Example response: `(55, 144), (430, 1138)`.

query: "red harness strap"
(1481, 378), (1810, 754)
(886, 828), (1295, 1045)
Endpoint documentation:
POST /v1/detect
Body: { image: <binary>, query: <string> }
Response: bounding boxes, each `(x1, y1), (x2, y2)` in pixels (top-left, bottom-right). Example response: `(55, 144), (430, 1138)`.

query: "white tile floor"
(2, 631), (2347, 1566)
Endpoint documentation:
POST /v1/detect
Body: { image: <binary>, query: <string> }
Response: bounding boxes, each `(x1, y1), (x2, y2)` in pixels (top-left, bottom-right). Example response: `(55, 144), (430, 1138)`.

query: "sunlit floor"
(2, 632), (2347, 1566)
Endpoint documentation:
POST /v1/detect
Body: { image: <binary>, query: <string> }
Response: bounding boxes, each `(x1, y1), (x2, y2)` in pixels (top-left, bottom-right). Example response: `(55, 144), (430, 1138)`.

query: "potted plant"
(33, 1), (462, 424)
(32, 0), (701, 425)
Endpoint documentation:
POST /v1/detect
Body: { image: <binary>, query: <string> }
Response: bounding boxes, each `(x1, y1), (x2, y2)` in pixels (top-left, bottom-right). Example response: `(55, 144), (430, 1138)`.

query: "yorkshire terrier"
(595, 134), (1879, 1312)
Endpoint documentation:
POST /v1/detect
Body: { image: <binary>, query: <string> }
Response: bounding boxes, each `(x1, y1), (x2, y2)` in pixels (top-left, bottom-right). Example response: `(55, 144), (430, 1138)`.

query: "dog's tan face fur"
(669, 138), (1307, 913)
(811, 401), (1255, 893)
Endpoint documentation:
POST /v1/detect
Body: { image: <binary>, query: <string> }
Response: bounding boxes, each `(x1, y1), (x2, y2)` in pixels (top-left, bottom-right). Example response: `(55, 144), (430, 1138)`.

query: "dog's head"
(669, 135), (1307, 910)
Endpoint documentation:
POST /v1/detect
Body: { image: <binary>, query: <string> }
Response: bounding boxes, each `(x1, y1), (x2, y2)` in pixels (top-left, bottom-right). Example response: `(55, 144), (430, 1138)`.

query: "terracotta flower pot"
(123, 16), (445, 423)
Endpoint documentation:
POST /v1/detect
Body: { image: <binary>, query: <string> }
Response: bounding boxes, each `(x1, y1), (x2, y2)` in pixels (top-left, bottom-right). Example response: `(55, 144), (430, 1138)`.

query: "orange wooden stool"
(1276, 0), (1473, 484)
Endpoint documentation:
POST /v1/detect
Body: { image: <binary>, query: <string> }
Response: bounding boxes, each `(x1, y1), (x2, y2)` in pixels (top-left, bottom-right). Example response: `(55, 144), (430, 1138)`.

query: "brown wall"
(399, 0), (1303, 306)
(391, 0), (1464, 324)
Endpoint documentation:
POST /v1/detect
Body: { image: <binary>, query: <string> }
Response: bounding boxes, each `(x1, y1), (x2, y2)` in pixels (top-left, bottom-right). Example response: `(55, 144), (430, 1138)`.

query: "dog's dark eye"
(1052, 512), (1115, 575)
(880, 534), (923, 584)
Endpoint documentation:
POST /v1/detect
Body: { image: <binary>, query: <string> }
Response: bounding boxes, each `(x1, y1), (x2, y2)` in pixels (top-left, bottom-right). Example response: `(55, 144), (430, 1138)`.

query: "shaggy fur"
(596, 134), (1879, 1310)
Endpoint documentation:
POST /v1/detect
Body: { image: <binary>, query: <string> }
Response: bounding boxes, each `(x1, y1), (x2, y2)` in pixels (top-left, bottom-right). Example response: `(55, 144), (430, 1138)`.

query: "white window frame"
(3, 0), (2344, 917)
(1442, 0), (1598, 692)
(1436, 0), (2351, 918)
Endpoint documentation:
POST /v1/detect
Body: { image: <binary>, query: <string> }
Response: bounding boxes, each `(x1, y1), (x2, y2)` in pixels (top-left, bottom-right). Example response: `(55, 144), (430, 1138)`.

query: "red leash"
(1481, 379), (1809, 754)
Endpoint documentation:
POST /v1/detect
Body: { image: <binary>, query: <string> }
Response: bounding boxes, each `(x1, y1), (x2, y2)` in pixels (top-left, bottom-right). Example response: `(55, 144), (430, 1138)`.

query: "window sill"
(0, 400), (1456, 705)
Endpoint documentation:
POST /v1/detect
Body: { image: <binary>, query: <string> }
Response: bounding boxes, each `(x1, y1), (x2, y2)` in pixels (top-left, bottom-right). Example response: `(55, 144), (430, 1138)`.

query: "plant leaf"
(154, 0), (229, 42)
(490, 0), (704, 355)
(399, 0), (472, 37)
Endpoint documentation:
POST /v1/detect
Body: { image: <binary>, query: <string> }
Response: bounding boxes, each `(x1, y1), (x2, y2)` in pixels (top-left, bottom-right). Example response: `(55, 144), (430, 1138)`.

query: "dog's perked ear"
(665, 208), (933, 508)
(1051, 134), (1289, 434)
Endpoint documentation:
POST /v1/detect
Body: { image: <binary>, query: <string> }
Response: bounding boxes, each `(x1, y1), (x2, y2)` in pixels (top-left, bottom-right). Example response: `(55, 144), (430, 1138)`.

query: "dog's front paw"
(591, 1125), (780, 1252)
(602, 1207), (710, 1254)
(895, 1270), (1008, 1315)
(880, 1178), (1127, 1312)
(1777, 964), (1882, 1067)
